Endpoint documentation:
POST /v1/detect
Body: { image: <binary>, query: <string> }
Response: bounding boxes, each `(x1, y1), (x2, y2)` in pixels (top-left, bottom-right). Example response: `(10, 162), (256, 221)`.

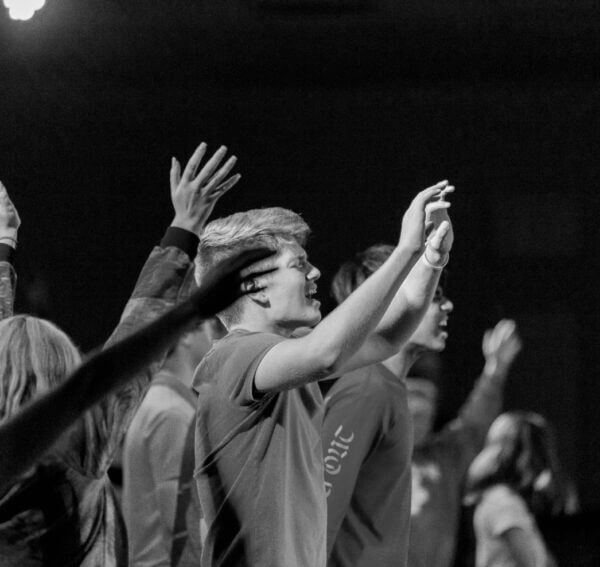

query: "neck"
(229, 316), (296, 338)
(382, 342), (426, 380)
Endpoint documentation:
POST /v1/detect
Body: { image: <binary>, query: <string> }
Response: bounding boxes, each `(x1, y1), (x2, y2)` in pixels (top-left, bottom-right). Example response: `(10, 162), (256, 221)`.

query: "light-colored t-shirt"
(474, 485), (550, 567)
(123, 371), (201, 567)
(193, 330), (326, 567)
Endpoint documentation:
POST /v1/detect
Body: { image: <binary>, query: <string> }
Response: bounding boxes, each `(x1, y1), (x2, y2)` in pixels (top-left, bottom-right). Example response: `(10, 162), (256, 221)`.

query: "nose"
(307, 263), (321, 281)
(441, 296), (453, 312)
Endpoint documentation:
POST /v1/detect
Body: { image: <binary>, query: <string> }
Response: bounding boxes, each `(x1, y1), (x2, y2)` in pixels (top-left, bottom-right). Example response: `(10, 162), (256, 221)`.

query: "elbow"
(310, 344), (350, 378)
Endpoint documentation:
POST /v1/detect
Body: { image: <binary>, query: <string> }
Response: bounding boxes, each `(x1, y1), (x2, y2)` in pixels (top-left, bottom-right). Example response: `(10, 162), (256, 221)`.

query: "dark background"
(1, 0), (599, 529)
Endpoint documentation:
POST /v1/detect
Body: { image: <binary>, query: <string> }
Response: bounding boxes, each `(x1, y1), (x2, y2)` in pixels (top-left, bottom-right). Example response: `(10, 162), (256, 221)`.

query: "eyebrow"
(287, 254), (308, 266)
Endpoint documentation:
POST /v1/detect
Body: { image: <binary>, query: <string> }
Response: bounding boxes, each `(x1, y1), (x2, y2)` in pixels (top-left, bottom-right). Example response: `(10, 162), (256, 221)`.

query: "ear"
(241, 278), (269, 306)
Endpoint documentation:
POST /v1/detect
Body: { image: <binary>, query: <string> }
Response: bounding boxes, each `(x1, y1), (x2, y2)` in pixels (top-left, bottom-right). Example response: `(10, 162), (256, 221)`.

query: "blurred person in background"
(123, 316), (225, 567)
(464, 411), (568, 567)
(408, 319), (522, 567)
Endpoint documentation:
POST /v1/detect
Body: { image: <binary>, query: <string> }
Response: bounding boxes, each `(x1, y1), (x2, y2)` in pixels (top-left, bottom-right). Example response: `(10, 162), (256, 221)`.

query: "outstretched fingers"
(182, 142), (208, 181)
(203, 155), (238, 194)
(170, 158), (182, 194)
(428, 220), (451, 250)
(415, 180), (448, 204)
(212, 174), (242, 199)
(194, 145), (229, 186)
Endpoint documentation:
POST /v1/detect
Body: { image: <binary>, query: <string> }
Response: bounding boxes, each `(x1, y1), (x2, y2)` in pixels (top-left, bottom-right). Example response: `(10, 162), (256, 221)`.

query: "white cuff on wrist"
(421, 248), (449, 270)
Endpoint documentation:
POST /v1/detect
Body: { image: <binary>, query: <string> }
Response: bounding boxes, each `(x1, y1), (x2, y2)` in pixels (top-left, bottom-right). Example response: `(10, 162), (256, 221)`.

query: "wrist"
(171, 216), (205, 236)
(483, 358), (509, 379)
(421, 246), (449, 270)
(0, 233), (18, 249)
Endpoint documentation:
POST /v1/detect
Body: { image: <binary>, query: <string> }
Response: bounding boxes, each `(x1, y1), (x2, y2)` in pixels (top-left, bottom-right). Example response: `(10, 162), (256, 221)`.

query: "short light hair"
(331, 243), (394, 305)
(0, 315), (81, 423)
(195, 207), (311, 326)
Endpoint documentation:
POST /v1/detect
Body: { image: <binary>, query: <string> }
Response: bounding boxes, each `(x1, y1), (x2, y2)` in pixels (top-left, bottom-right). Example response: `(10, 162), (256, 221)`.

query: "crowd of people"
(0, 142), (574, 567)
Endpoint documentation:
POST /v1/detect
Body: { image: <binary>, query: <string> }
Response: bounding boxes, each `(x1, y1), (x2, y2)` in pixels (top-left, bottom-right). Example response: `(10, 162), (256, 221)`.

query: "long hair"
(0, 315), (81, 423)
(465, 411), (567, 515)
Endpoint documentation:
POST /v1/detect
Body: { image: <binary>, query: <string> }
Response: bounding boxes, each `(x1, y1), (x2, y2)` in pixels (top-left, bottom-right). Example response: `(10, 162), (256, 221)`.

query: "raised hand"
(188, 246), (276, 318)
(170, 143), (241, 235)
(482, 319), (522, 376)
(0, 181), (21, 248)
(399, 181), (450, 256)
(426, 184), (454, 255)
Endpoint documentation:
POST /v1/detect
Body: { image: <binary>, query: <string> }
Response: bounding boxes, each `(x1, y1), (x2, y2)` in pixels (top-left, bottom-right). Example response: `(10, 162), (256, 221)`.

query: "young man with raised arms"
(192, 181), (454, 566)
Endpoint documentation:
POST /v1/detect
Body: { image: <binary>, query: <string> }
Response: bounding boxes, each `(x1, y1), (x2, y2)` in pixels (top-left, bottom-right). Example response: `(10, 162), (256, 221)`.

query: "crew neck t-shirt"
(193, 330), (326, 567)
(474, 485), (549, 567)
(123, 371), (201, 567)
(322, 363), (413, 567)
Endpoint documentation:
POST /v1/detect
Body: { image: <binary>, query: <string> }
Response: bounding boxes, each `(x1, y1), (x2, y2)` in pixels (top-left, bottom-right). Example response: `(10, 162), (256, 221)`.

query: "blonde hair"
(0, 315), (81, 423)
(195, 207), (310, 326)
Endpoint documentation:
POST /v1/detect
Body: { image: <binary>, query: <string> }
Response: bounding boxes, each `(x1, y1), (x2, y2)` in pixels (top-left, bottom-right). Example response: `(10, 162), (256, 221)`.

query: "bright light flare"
(4, 0), (46, 21)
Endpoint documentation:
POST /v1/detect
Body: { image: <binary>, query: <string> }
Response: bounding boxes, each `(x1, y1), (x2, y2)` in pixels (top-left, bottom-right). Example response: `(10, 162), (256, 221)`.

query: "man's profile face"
(260, 242), (322, 332)
(409, 286), (453, 352)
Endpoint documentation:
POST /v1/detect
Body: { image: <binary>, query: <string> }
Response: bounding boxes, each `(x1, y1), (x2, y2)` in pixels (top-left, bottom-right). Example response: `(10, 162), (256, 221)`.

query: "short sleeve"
(481, 485), (535, 537)
(193, 331), (285, 406)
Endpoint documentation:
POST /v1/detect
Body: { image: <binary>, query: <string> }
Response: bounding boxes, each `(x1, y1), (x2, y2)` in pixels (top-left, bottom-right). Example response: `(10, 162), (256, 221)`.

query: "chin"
(306, 309), (322, 327)
(429, 334), (448, 352)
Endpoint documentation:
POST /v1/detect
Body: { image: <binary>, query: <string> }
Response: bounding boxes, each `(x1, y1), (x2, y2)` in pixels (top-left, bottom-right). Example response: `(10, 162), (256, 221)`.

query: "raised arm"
(0, 246), (271, 493)
(255, 184), (451, 393)
(66, 143), (241, 475)
(0, 181), (20, 320)
(340, 186), (455, 371)
(442, 319), (522, 469)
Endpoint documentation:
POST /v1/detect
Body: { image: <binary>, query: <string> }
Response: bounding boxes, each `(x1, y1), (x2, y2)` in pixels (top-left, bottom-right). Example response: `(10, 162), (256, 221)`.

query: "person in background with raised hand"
(465, 412), (565, 567)
(408, 319), (522, 567)
(321, 185), (454, 567)
(0, 142), (242, 567)
(0, 181), (19, 320)
(124, 144), (236, 567)
(193, 181), (453, 567)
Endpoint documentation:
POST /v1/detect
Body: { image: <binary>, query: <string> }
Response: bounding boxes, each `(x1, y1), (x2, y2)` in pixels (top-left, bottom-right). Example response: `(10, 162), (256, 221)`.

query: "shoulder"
(324, 365), (393, 422)
(478, 485), (534, 534)
(327, 364), (391, 403)
(193, 330), (286, 399)
(130, 384), (194, 431)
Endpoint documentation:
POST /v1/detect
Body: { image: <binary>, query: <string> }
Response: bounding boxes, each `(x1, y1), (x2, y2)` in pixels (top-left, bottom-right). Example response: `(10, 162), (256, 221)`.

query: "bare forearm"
(459, 368), (507, 432)
(304, 245), (420, 375)
(375, 254), (443, 348)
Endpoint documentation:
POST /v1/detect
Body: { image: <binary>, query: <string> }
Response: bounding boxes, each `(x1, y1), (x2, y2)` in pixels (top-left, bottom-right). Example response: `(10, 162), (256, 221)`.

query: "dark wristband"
(0, 243), (15, 264)
(160, 227), (199, 260)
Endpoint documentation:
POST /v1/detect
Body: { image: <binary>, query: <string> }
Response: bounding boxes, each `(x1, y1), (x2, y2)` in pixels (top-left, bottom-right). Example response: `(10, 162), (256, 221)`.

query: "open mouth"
(305, 286), (318, 300)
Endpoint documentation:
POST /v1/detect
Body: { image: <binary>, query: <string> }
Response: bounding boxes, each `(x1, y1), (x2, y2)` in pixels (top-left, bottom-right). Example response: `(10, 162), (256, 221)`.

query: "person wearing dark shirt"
(193, 182), (455, 566)
(322, 243), (453, 567)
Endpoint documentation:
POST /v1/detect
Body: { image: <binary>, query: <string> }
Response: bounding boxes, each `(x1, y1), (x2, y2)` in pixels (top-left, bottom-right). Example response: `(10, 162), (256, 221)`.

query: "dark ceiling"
(2, 0), (600, 87)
